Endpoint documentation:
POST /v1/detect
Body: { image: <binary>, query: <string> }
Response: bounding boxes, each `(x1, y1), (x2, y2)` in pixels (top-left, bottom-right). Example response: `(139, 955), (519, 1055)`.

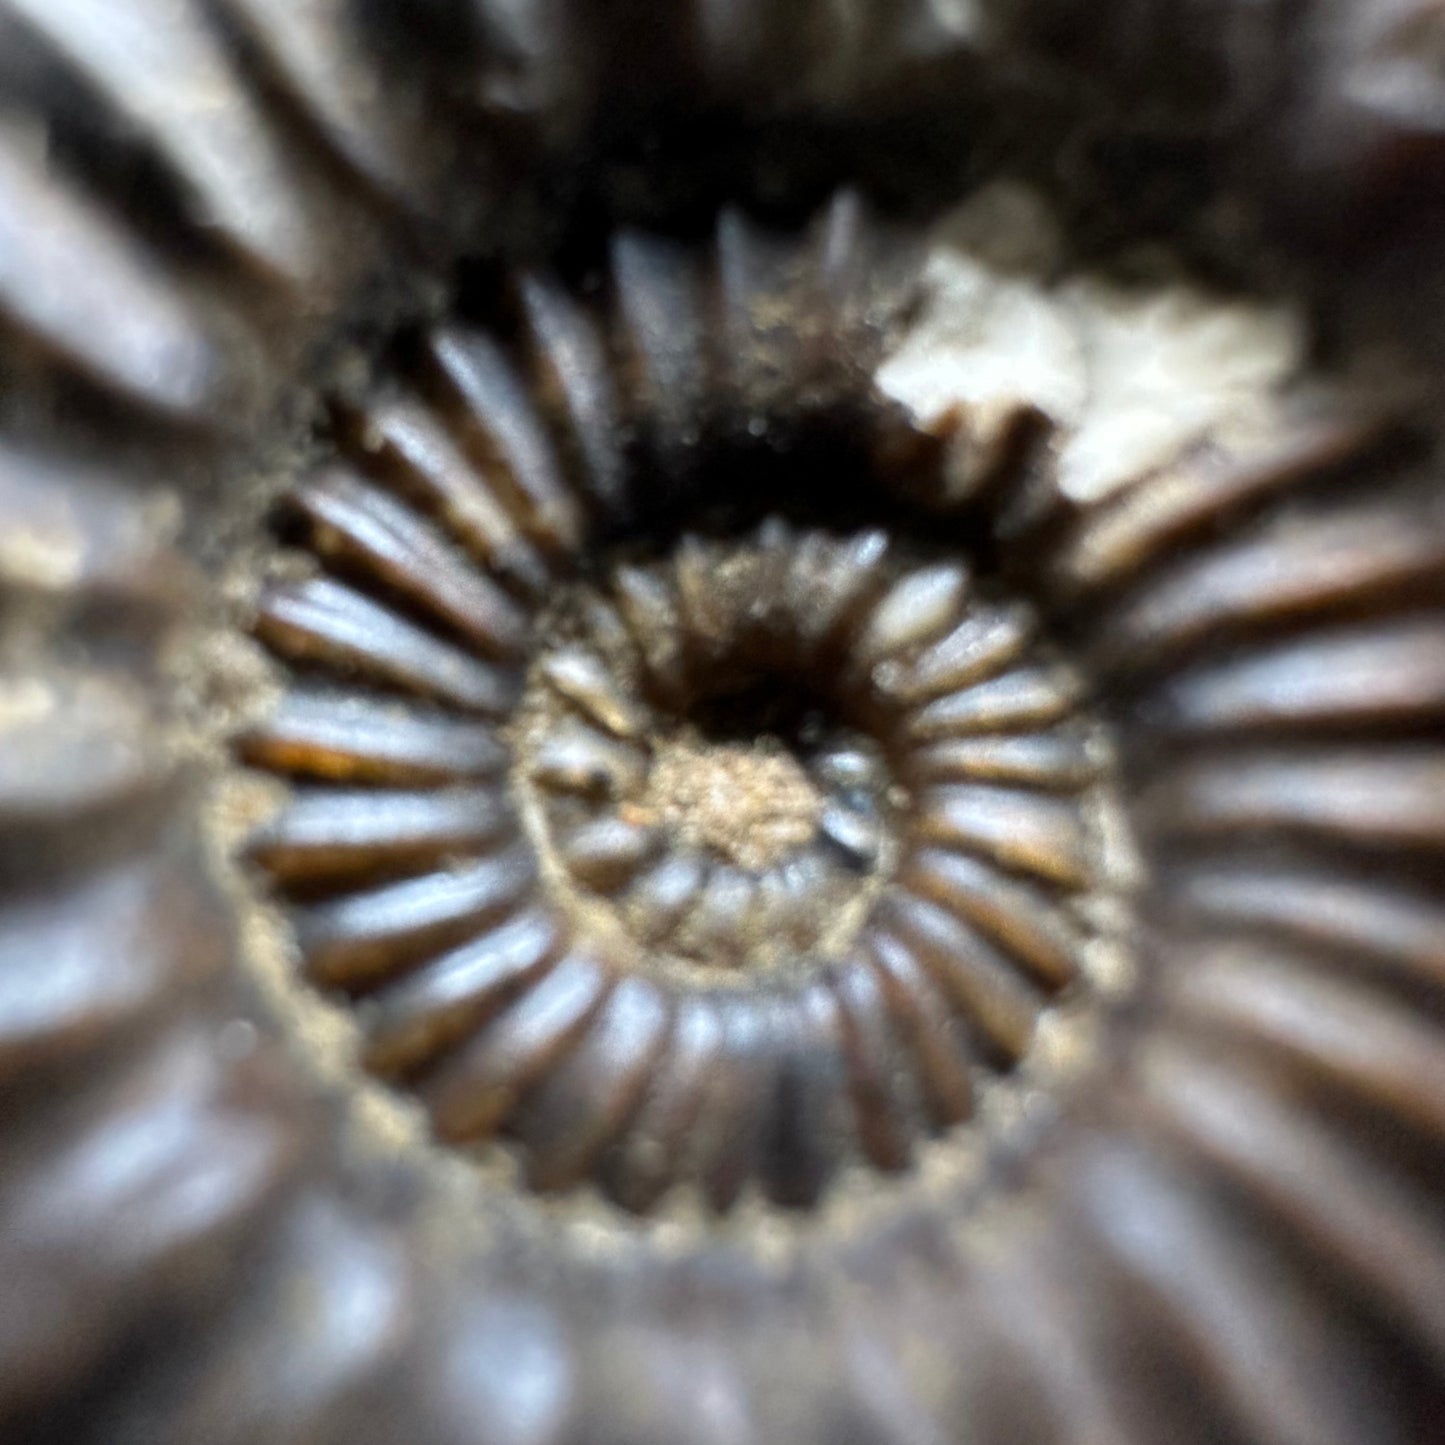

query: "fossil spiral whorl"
(231, 199), (1126, 1215)
(3, 3), (1445, 1444)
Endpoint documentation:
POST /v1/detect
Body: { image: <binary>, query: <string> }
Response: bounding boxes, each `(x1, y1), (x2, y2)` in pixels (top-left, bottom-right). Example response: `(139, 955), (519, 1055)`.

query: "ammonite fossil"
(3, 3), (1445, 1443)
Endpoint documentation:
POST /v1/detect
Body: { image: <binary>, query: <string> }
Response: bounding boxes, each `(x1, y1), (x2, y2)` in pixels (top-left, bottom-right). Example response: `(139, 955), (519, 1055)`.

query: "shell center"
(641, 735), (822, 872)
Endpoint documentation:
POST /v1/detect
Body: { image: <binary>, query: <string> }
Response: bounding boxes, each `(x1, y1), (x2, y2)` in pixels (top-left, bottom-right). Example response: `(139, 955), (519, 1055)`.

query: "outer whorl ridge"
(3, 3), (1445, 1444)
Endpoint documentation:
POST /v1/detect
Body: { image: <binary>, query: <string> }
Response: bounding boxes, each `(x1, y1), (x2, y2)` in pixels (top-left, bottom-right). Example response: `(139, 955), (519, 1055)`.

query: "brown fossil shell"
(3, 4), (1445, 1444)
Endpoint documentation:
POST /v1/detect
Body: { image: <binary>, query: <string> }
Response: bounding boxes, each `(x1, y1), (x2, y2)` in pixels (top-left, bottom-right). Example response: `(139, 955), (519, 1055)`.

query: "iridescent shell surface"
(2, 3), (1445, 1443)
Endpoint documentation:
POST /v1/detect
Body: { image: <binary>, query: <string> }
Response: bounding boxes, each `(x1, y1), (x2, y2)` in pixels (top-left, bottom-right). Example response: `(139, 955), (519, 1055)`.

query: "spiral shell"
(4, 3), (1445, 1444)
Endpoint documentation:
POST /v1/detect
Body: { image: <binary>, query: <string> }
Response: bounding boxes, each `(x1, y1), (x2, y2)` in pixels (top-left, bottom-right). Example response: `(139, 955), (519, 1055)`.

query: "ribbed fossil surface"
(2, 3), (1445, 1444)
